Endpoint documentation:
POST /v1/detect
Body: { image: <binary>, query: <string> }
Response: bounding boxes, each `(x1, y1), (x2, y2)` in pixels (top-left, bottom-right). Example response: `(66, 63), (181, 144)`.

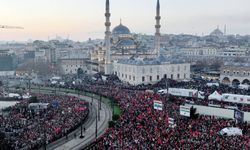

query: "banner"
(180, 105), (191, 117)
(234, 109), (244, 123)
(154, 100), (163, 111)
(168, 117), (175, 128)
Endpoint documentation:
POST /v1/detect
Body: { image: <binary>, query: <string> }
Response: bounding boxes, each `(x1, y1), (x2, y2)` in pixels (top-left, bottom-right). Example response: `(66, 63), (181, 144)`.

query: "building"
(181, 46), (250, 63)
(113, 57), (190, 85)
(103, 0), (190, 85)
(220, 62), (250, 85)
(0, 50), (17, 76)
(88, 0), (161, 75)
(210, 26), (224, 37)
(59, 58), (88, 74)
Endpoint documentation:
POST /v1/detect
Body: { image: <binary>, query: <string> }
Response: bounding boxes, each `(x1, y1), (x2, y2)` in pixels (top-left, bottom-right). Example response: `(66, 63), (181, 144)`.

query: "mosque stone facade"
(89, 0), (190, 85)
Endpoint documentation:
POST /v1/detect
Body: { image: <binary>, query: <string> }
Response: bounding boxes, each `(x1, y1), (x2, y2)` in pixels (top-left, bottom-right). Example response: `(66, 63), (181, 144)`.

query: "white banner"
(180, 105), (191, 117)
(154, 100), (163, 111)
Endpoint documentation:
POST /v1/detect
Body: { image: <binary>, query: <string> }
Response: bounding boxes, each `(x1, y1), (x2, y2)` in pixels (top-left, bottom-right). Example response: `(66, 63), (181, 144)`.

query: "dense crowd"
(64, 75), (250, 149)
(3, 74), (249, 149)
(0, 94), (89, 150)
(96, 89), (249, 149)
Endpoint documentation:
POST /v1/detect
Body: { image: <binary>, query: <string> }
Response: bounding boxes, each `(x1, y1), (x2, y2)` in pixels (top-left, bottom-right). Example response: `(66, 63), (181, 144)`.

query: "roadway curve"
(33, 89), (112, 150)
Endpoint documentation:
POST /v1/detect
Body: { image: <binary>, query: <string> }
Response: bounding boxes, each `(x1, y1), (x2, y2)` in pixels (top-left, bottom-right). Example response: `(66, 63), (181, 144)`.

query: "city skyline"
(1, 0), (250, 41)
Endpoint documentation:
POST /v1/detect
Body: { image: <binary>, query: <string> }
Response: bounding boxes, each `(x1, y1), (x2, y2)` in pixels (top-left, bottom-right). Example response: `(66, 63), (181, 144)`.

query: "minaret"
(105, 0), (111, 64)
(224, 24), (227, 36)
(154, 0), (161, 57)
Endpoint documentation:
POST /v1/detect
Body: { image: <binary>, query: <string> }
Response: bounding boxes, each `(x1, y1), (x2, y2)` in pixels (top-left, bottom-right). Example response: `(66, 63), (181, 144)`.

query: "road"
(33, 89), (112, 150)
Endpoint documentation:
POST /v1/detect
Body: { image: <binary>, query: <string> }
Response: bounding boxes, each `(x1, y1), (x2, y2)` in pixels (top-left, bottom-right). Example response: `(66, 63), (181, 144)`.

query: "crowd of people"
(62, 75), (249, 149)
(2, 74), (249, 149)
(0, 94), (89, 150)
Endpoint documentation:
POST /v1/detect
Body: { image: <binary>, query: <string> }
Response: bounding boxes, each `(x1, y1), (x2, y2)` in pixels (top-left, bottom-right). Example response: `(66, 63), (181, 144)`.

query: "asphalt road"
(31, 89), (112, 150)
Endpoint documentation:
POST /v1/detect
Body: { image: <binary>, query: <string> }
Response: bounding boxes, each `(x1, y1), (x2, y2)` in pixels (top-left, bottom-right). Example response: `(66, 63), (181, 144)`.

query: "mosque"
(88, 0), (190, 85)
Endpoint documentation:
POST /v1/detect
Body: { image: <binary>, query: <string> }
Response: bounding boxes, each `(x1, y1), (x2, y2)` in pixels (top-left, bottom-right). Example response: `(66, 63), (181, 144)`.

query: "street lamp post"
(98, 97), (100, 121)
(80, 120), (84, 138)
(95, 108), (98, 139)
(99, 95), (102, 110)
(91, 93), (93, 104)
(111, 98), (114, 116)
(43, 120), (47, 150)
(39, 85), (41, 94)
(28, 78), (31, 93)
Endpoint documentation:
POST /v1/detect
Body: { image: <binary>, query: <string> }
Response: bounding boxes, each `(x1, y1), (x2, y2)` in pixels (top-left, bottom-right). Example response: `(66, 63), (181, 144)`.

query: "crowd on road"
(61, 75), (249, 149)
(0, 94), (89, 150)
(2, 74), (250, 149)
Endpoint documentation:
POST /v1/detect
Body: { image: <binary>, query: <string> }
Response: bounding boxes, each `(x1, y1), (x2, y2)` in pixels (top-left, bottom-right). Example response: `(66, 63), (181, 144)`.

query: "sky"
(0, 0), (250, 41)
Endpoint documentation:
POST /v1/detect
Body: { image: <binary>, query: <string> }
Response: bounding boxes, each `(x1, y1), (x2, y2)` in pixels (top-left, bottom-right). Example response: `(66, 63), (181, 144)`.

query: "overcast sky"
(0, 0), (250, 41)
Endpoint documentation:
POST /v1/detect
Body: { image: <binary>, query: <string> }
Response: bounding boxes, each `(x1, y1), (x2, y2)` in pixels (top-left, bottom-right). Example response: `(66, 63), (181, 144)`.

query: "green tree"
(29, 96), (39, 103)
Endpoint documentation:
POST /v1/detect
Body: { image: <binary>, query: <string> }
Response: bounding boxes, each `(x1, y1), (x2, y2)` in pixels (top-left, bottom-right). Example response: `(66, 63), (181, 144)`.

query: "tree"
(77, 68), (84, 76)
(29, 96), (39, 103)
(112, 114), (120, 121)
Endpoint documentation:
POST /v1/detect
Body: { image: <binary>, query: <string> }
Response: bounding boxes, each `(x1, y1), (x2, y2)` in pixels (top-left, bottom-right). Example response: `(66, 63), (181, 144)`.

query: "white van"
(157, 89), (168, 94)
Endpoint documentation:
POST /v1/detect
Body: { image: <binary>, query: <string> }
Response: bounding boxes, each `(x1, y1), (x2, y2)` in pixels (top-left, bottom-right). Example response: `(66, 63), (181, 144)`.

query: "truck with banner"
(168, 88), (205, 99)
(221, 94), (250, 105)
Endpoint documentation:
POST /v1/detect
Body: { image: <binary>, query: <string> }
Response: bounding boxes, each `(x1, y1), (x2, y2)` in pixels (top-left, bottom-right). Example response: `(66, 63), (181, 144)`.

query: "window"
(142, 76), (145, 82)
(133, 76), (135, 81)
(237, 72), (239, 75)
(150, 76), (152, 81)
(171, 74), (173, 79)
(157, 75), (160, 80)
(177, 74), (180, 79)
(150, 68), (153, 73)
(122, 74), (124, 77)
(184, 66), (187, 71)
(171, 66), (174, 72)
(142, 68), (145, 74)
(184, 74), (186, 78)
(164, 74), (167, 79)
(129, 75), (131, 80)
(125, 75), (127, 79)
(224, 70), (226, 74)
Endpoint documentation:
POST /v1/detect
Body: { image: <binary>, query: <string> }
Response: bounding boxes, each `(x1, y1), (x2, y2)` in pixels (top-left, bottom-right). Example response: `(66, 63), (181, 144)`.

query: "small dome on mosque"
(112, 22), (131, 35)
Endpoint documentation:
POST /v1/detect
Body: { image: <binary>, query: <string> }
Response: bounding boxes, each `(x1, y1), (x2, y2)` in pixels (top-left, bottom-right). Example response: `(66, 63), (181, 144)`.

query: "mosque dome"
(112, 24), (131, 34)
(210, 27), (223, 36)
(117, 39), (135, 46)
